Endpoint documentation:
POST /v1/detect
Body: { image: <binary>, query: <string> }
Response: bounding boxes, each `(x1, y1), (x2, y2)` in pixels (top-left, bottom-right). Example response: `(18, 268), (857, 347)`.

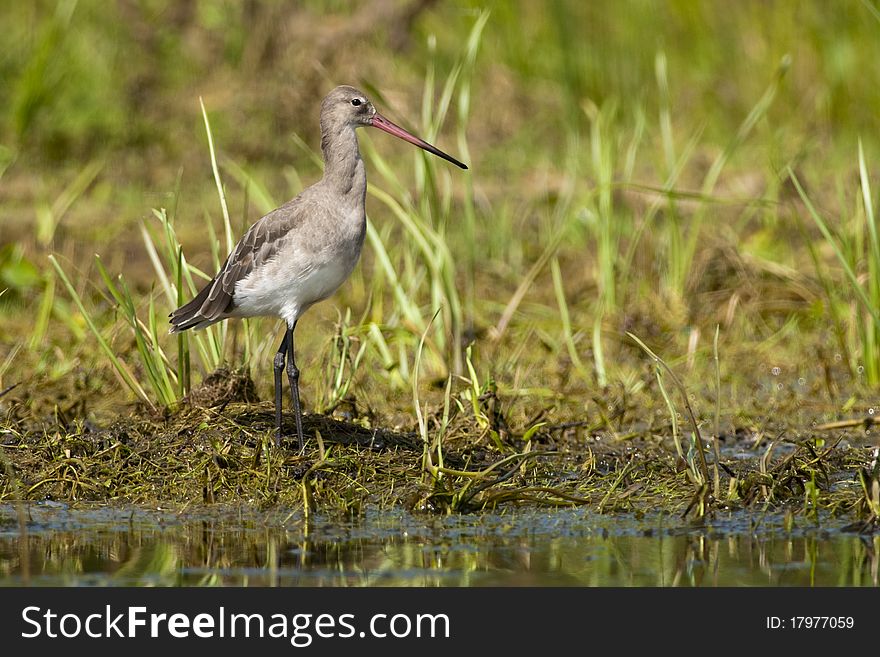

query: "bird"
(169, 85), (467, 447)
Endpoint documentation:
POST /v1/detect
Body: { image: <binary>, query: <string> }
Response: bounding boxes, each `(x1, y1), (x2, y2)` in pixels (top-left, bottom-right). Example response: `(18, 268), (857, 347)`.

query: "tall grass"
(46, 12), (488, 411)
(790, 143), (880, 387)
(668, 55), (790, 298)
(49, 106), (271, 408)
(11, 0), (880, 436)
(359, 11), (489, 380)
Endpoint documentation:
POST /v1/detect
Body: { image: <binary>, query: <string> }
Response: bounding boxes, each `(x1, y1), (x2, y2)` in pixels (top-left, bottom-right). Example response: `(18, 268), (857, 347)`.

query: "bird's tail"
(169, 283), (216, 333)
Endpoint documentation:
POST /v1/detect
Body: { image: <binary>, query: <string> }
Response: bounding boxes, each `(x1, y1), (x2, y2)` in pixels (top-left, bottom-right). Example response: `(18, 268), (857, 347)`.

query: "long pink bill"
(370, 113), (468, 170)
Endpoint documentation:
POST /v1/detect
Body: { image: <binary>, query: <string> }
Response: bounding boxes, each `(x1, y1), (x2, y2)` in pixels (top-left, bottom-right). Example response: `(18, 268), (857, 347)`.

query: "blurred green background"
(3, 0), (880, 423)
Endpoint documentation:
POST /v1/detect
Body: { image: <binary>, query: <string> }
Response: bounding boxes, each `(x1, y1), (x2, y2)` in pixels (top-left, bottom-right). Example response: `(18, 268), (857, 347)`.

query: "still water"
(0, 503), (876, 586)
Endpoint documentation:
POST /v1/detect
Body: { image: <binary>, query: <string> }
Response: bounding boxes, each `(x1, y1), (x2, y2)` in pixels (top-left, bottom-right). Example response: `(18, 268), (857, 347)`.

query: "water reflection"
(0, 504), (876, 586)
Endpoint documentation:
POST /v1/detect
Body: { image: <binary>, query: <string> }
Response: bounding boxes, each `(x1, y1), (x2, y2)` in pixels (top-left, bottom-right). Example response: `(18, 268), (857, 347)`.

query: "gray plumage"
(170, 85), (371, 332)
(167, 84), (466, 445)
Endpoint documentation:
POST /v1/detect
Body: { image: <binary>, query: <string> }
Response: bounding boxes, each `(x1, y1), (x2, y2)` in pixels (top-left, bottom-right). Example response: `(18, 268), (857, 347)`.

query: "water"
(0, 503), (876, 586)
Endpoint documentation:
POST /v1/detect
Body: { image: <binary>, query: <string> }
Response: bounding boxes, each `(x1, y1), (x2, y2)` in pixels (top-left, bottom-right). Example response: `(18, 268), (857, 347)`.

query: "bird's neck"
(320, 124), (367, 202)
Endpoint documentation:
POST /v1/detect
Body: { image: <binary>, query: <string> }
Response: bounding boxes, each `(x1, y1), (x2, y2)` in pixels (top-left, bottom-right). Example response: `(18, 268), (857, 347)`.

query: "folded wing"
(169, 200), (300, 332)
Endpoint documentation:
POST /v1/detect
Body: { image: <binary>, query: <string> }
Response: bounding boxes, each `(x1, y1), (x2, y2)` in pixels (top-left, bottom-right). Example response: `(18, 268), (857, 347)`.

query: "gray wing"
(169, 199), (302, 331)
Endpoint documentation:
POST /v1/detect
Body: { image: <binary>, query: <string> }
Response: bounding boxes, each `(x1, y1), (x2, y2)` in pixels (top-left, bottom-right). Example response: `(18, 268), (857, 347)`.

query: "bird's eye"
(351, 98), (362, 107)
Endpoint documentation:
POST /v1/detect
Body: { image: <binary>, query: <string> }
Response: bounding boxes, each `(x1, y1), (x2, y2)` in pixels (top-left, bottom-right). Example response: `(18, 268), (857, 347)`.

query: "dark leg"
(285, 322), (305, 447)
(273, 331), (289, 446)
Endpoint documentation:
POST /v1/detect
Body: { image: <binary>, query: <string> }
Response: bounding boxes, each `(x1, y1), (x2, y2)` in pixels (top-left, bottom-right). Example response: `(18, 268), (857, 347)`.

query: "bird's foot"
(273, 424), (304, 450)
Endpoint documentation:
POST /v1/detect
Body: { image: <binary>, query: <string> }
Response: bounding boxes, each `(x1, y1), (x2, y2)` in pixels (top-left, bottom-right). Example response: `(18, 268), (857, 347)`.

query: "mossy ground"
(2, 3), (880, 532)
(2, 367), (877, 531)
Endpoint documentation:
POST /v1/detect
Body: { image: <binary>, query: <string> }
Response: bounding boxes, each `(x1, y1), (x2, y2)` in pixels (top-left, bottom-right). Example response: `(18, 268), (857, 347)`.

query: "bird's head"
(321, 85), (376, 129)
(321, 85), (467, 169)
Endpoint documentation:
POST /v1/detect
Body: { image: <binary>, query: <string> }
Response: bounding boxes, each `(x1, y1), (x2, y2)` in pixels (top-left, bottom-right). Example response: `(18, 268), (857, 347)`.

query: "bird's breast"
(232, 202), (366, 324)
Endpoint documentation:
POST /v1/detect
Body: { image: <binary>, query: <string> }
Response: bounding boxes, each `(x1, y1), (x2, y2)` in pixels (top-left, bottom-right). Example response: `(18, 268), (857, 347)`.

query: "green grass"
(2, 2), (880, 522)
(790, 148), (880, 387)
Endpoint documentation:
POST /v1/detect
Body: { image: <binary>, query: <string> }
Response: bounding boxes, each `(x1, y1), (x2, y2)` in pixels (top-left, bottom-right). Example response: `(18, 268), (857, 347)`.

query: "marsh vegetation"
(1, 2), (879, 547)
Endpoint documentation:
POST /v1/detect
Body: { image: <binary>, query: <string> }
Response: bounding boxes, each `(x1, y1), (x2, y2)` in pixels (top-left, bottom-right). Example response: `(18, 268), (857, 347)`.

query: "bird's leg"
(273, 331), (289, 447)
(285, 322), (305, 447)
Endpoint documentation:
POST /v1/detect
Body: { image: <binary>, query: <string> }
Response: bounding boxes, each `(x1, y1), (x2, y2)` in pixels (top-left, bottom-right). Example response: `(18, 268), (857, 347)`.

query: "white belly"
(232, 249), (359, 325)
(232, 211), (365, 326)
